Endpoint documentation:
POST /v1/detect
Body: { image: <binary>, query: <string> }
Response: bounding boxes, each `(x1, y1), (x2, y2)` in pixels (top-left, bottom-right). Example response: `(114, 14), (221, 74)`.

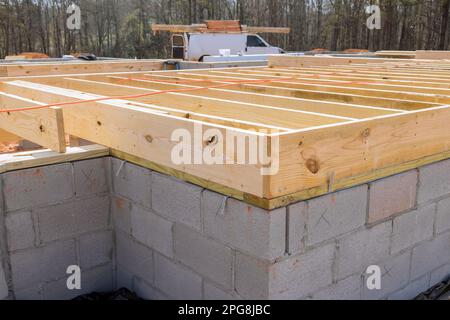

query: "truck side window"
(247, 35), (267, 47)
(172, 35), (184, 47)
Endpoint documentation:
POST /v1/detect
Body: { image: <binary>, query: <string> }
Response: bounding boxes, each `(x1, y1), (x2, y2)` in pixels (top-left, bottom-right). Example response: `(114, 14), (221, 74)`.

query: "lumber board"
(269, 105), (450, 199)
(268, 55), (420, 68)
(375, 51), (416, 59)
(244, 26), (290, 34)
(0, 60), (166, 77)
(415, 50), (450, 60)
(0, 129), (21, 144)
(0, 144), (109, 174)
(0, 92), (66, 152)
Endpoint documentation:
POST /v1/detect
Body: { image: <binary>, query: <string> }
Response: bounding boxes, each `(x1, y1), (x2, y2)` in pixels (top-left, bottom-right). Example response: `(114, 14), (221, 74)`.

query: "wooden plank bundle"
(152, 21), (290, 34)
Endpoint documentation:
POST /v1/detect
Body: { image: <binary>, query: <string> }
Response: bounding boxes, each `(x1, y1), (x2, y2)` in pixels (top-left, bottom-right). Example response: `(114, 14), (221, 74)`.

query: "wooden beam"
(0, 129), (21, 144)
(268, 55), (422, 68)
(0, 60), (166, 78)
(0, 144), (109, 174)
(243, 26), (290, 34)
(269, 105), (450, 199)
(0, 92), (66, 153)
(375, 51), (417, 59)
(415, 50), (450, 60)
(152, 23), (210, 33)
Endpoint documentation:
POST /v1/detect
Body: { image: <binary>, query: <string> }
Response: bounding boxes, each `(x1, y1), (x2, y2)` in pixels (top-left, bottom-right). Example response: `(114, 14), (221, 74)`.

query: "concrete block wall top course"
(0, 154), (449, 300)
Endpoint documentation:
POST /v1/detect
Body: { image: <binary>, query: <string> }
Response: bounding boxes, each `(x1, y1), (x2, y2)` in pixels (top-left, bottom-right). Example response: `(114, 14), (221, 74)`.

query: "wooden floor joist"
(2, 55), (450, 209)
(0, 59), (167, 77)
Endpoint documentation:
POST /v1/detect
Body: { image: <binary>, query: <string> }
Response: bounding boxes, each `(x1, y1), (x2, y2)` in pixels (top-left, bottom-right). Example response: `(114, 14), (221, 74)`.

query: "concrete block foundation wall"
(0, 159), (114, 300)
(0, 156), (449, 300)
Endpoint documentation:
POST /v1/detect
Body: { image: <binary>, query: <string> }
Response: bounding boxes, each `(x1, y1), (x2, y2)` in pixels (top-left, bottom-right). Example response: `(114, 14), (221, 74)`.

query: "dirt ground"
(0, 142), (23, 154)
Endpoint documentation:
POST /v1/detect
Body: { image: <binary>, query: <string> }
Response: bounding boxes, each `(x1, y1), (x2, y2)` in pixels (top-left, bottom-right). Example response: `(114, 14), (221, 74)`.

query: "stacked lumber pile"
(152, 20), (290, 34)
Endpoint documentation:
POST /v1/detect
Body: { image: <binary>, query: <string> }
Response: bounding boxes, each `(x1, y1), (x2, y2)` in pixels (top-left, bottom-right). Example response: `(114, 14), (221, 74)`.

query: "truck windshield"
(247, 35), (267, 47)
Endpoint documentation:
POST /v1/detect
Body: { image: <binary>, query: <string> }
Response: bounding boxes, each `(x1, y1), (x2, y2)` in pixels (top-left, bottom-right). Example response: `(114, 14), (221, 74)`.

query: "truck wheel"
(199, 55), (210, 62)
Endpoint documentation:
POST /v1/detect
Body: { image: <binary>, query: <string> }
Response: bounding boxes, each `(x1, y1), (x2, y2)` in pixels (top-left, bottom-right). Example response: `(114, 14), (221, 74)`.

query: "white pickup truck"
(172, 33), (284, 62)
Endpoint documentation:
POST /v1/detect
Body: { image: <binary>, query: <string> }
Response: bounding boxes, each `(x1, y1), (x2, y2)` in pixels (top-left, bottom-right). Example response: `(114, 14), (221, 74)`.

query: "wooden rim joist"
(2, 55), (450, 209)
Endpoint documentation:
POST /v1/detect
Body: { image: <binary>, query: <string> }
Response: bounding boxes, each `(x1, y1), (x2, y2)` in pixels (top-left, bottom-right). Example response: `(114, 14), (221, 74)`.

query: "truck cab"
(171, 33), (284, 61)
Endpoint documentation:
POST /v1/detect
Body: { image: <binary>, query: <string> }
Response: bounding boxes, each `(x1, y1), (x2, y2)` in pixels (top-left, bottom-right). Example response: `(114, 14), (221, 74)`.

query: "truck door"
(246, 35), (280, 55)
(172, 34), (185, 59)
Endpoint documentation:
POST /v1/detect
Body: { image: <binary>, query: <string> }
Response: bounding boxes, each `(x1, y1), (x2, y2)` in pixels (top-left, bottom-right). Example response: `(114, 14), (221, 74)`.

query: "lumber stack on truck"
(152, 20), (290, 34)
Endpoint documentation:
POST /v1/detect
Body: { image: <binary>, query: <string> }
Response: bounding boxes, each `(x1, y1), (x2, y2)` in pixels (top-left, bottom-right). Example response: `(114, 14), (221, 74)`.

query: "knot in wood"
(306, 159), (320, 174)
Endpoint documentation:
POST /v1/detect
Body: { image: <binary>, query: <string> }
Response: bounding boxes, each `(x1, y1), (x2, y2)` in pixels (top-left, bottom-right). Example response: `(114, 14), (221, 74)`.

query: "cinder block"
(116, 266), (133, 290)
(5, 211), (35, 251)
(37, 196), (110, 243)
(112, 158), (151, 209)
(174, 224), (232, 289)
(79, 231), (113, 269)
(436, 197), (450, 234)
(73, 158), (108, 197)
(236, 243), (335, 300)
(287, 202), (307, 255)
(10, 240), (77, 290)
(235, 252), (270, 300)
(312, 275), (362, 300)
(152, 172), (202, 230)
(368, 171), (417, 224)
(43, 264), (113, 300)
(3, 164), (74, 212)
(131, 204), (174, 258)
(14, 286), (42, 300)
(133, 277), (169, 300)
(116, 232), (154, 285)
(154, 253), (202, 300)
(337, 222), (392, 280)
(269, 243), (335, 299)
(391, 205), (435, 255)
(411, 232), (450, 279)
(430, 264), (450, 286)
(388, 276), (430, 300)
(306, 185), (367, 246)
(111, 196), (132, 234)
(417, 159), (450, 204)
(204, 282), (239, 300)
(203, 190), (286, 261)
(0, 265), (8, 299)
(362, 252), (411, 300)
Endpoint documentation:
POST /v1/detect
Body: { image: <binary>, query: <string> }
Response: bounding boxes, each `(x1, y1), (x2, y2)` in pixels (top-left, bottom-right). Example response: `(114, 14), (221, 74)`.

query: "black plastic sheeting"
(415, 278), (450, 300)
(73, 288), (141, 301)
